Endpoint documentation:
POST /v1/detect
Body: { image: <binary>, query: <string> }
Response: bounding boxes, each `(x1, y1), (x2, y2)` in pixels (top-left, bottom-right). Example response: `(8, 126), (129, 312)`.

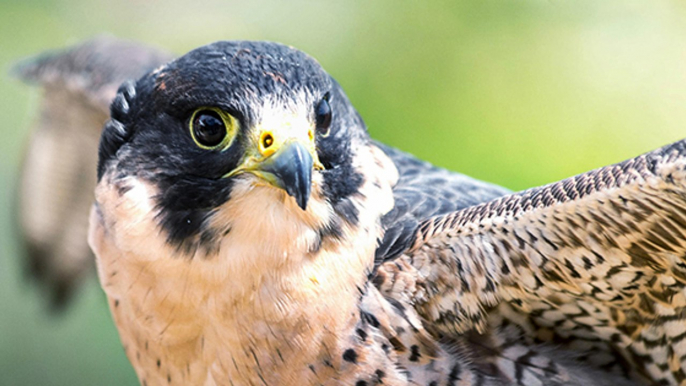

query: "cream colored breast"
(88, 143), (398, 386)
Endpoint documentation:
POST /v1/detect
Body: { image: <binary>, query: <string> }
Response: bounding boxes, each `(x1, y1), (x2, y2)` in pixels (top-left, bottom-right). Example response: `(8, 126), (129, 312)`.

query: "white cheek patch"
(93, 176), (167, 259)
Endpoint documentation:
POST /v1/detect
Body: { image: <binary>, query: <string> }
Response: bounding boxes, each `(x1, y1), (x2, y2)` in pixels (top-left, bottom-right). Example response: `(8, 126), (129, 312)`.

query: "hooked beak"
(254, 141), (313, 210)
(224, 126), (322, 210)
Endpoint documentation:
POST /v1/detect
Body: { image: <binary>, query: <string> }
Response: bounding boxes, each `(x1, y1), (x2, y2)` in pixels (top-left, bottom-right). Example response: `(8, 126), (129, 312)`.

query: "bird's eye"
(189, 108), (237, 150)
(315, 93), (332, 137)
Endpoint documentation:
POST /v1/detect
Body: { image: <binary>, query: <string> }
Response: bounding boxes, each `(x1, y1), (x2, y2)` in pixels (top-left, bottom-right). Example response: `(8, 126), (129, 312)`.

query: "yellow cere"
(259, 131), (277, 158)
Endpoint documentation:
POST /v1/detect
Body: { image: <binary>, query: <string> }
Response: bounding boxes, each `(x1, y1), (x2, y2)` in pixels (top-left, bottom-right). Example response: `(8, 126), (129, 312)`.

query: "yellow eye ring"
(189, 107), (238, 150)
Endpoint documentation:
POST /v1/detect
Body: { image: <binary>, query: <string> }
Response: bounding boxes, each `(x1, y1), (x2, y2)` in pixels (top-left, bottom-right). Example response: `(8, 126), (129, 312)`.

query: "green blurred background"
(1, 0), (686, 384)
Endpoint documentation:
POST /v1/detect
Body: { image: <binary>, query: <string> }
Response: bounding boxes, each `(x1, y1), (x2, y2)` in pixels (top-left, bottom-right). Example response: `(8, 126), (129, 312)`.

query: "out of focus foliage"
(1, 1), (685, 385)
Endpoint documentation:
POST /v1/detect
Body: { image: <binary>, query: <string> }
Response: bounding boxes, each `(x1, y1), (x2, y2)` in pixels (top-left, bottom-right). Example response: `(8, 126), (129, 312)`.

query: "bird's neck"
(90, 144), (399, 385)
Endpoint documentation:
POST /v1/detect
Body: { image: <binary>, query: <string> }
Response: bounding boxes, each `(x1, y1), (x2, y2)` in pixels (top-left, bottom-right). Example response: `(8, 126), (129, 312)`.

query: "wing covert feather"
(394, 139), (686, 384)
(375, 142), (511, 263)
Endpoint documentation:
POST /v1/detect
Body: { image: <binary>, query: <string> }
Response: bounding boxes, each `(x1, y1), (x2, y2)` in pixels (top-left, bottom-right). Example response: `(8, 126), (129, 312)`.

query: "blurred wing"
(394, 139), (686, 384)
(14, 37), (172, 308)
(375, 142), (510, 262)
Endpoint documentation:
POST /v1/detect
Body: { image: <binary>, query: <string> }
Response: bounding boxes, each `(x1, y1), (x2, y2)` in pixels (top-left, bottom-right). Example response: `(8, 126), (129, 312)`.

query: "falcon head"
(94, 41), (395, 261)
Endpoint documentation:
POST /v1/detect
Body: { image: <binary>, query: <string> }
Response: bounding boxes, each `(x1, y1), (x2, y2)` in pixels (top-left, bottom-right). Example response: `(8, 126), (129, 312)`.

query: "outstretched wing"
(375, 142), (511, 262)
(382, 139), (686, 384)
(14, 37), (172, 308)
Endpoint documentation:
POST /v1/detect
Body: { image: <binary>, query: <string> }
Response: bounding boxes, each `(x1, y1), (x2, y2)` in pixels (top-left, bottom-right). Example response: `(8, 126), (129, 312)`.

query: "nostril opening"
(262, 133), (274, 149)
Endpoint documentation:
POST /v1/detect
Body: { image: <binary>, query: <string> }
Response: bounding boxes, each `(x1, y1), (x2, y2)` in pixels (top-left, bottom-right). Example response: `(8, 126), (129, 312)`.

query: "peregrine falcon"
(16, 39), (686, 386)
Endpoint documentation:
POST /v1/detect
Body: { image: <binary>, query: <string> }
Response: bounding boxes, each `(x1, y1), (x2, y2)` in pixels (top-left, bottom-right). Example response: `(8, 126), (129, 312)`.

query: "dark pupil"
(193, 111), (226, 147)
(315, 99), (332, 132)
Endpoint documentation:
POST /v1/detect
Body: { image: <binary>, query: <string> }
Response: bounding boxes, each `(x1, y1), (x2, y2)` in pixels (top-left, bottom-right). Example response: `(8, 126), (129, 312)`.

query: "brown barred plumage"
(390, 139), (686, 385)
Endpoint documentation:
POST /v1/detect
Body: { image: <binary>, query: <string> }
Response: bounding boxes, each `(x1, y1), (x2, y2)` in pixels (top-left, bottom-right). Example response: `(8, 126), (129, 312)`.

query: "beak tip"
(262, 141), (313, 212)
(287, 179), (310, 211)
(297, 196), (309, 211)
